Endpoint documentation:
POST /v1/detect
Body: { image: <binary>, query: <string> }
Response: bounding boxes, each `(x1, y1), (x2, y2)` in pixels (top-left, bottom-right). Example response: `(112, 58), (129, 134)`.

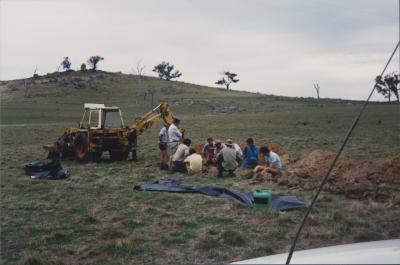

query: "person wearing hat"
(168, 117), (183, 169)
(213, 139), (226, 157)
(216, 139), (240, 177)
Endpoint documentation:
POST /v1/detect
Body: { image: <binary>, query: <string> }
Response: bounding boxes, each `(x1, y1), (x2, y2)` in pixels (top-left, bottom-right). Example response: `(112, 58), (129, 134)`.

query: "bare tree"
(33, 66), (39, 78)
(132, 60), (146, 97)
(314, 83), (320, 99)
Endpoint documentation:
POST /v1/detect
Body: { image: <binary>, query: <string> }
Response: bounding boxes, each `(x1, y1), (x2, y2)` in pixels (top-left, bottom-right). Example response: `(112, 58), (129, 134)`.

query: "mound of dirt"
(278, 151), (400, 204)
(339, 156), (400, 202)
(286, 150), (356, 177)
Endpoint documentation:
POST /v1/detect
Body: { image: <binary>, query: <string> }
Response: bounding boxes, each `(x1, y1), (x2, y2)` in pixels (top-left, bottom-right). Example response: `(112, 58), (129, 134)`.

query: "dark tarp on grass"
(25, 159), (69, 180)
(133, 176), (306, 211)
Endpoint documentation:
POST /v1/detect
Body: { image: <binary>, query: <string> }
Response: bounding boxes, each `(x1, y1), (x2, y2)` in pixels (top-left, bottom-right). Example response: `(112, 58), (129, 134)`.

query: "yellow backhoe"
(54, 102), (177, 162)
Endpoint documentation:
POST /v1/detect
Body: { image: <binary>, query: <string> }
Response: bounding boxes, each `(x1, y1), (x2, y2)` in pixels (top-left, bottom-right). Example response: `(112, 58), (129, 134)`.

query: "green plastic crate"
(253, 189), (272, 209)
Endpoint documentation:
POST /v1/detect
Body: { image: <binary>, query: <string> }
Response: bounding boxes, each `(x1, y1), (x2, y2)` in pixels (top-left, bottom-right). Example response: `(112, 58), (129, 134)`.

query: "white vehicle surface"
(232, 239), (400, 264)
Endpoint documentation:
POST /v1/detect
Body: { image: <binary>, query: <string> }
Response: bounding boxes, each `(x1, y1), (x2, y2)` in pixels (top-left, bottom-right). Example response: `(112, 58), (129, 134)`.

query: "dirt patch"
(277, 150), (400, 204)
(286, 150), (356, 178)
(339, 156), (400, 202)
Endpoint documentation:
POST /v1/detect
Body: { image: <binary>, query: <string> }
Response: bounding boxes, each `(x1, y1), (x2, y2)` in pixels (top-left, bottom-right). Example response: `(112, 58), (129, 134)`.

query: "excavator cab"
(79, 103), (125, 129)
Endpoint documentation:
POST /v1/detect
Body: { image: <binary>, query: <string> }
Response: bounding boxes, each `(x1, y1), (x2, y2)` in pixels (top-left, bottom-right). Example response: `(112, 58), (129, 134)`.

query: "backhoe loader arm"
(131, 102), (174, 136)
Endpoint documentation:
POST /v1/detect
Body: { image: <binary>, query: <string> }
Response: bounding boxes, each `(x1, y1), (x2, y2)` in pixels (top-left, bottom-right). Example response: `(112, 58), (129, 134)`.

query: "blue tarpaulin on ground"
(134, 176), (307, 211)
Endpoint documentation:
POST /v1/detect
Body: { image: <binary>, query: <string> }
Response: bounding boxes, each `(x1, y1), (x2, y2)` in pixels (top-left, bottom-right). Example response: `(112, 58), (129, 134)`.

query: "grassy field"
(1, 71), (399, 264)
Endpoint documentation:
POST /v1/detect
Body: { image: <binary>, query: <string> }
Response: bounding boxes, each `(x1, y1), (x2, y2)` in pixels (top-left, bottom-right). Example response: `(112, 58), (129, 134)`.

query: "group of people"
(159, 118), (202, 174)
(202, 137), (282, 177)
(158, 118), (282, 177)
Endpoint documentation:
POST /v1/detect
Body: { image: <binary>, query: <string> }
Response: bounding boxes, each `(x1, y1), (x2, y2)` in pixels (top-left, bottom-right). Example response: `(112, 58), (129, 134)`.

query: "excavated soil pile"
(279, 150), (400, 204)
(339, 156), (400, 203)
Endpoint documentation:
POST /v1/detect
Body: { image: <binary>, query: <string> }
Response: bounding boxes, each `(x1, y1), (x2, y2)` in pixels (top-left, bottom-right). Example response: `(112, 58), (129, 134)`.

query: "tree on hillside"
(133, 60), (146, 96)
(80, 63), (87, 71)
(152, 61), (182, 81)
(33, 66), (39, 79)
(375, 73), (399, 103)
(87, 56), (104, 71)
(61, 57), (71, 71)
(313, 83), (320, 99)
(215, 71), (239, 90)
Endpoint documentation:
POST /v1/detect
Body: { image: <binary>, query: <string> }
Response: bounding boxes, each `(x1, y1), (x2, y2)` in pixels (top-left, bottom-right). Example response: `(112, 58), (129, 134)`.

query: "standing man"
(217, 139), (240, 177)
(254, 146), (282, 177)
(159, 124), (169, 170)
(241, 138), (259, 169)
(168, 117), (183, 169)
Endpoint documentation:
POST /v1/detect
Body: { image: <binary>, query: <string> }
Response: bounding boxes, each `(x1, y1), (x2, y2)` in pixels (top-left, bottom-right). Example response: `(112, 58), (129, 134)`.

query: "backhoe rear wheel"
(73, 133), (89, 163)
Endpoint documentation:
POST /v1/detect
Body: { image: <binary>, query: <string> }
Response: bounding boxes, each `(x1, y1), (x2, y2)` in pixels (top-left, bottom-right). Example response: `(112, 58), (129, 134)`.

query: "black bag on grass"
(25, 159), (69, 180)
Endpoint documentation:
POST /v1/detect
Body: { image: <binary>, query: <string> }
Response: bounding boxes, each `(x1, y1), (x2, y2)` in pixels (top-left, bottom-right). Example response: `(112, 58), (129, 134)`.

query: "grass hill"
(1, 70), (399, 264)
(1, 70), (398, 159)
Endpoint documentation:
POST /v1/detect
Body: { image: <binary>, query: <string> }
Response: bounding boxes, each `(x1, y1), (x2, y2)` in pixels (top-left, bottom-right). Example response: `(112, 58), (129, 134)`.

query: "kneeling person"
(254, 146), (282, 176)
(184, 148), (202, 174)
(217, 139), (240, 177)
(172, 139), (191, 173)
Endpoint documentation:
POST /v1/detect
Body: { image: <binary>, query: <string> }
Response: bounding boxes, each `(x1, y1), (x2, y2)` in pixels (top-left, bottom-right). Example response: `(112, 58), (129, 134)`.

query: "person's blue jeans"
(241, 158), (258, 169)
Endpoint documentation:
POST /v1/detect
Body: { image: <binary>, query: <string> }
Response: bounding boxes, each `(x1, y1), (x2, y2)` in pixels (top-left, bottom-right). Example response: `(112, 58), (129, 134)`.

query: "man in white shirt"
(172, 138), (191, 173)
(159, 124), (169, 170)
(168, 117), (183, 169)
(254, 146), (282, 177)
(184, 148), (202, 174)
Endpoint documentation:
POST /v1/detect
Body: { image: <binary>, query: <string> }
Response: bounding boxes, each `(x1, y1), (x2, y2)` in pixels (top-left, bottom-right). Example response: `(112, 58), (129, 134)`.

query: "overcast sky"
(0, 0), (399, 100)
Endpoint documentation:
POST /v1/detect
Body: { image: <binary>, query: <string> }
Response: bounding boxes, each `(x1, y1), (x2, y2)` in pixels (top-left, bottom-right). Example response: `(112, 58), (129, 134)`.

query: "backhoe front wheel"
(73, 133), (89, 163)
